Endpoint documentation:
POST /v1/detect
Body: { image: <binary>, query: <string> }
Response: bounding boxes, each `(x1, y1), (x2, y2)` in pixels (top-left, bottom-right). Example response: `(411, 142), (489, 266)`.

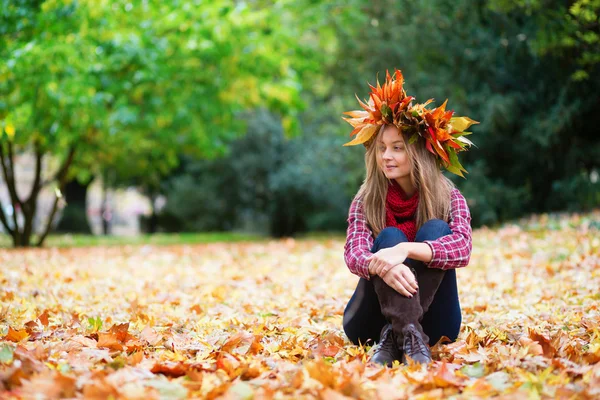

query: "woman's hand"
(381, 264), (419, 297)
(369, 244), (409, 277)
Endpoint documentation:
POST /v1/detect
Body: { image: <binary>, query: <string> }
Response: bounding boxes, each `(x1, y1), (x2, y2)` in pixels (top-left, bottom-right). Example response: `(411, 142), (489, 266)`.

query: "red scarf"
(385, 181), (419, 241)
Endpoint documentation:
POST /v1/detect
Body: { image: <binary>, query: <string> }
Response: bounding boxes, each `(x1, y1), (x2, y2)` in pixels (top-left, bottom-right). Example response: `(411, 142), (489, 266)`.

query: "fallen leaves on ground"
(1, 211), (599, 399)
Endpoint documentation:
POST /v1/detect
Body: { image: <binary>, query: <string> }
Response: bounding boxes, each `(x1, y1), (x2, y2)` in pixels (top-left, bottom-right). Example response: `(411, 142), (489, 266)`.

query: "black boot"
(370, 324), (402, 367)
(401, 323), (432, 364)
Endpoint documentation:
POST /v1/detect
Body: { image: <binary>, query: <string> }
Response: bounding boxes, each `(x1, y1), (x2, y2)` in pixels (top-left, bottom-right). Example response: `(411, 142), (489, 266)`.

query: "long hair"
(355, 125), (454, 237)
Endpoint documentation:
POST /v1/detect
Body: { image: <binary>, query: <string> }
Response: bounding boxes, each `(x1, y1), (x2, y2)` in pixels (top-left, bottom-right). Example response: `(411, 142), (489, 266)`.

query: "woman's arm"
(344, 197), (375, 280)
(423, 189), (473, 269)
(398, 242), (433, 263)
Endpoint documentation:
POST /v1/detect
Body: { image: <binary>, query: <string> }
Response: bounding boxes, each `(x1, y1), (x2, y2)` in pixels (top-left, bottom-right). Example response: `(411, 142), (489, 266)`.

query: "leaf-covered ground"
(1, 212), (599, 399)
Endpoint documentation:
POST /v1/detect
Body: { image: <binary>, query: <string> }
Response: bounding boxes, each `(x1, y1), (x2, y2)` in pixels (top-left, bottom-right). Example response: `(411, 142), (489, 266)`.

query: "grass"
(0, 231), (266, 249)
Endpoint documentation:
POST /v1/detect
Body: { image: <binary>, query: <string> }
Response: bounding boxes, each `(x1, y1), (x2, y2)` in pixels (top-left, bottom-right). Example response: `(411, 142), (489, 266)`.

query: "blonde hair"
(356, 125), (454, 237)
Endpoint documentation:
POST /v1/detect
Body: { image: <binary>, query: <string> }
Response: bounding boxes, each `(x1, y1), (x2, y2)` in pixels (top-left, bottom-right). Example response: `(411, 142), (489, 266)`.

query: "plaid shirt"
(344, 188), (472, 280)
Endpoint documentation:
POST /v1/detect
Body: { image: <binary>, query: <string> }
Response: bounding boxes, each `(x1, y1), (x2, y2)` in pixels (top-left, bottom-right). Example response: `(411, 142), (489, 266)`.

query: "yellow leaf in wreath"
(343, 124), (379, 146)
(450, 116), (479, 132)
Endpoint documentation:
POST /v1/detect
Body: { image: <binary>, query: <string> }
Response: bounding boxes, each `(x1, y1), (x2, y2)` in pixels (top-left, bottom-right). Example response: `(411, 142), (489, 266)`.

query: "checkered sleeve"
(424, 188), (472, 269)
(344, 196), (374, 280)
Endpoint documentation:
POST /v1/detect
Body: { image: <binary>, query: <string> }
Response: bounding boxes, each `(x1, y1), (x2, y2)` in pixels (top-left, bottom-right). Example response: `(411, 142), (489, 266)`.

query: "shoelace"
(405, 327), (429, 356)
(375, 328), (396, 354)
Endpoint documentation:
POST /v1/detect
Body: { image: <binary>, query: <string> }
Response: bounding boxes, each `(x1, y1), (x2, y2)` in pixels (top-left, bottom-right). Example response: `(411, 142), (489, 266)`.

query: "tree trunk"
(55, 177), (94, 234)
(100, 171), (111, 235)
(148, 192), (158, 234)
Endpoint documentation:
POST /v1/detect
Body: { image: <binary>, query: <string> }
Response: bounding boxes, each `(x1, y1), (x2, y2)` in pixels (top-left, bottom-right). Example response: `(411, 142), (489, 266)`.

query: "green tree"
(0, 0), (324, 247)
(328, 0), (600, 225)
(490, 0), (600, 81)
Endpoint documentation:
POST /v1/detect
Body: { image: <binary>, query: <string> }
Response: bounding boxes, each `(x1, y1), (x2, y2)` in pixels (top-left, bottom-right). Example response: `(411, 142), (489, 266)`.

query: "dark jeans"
(343, 219), (462, 346)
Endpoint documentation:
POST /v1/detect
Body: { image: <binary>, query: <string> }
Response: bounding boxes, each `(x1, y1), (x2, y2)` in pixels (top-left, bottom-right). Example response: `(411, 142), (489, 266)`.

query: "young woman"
(341, 69), (476, 366)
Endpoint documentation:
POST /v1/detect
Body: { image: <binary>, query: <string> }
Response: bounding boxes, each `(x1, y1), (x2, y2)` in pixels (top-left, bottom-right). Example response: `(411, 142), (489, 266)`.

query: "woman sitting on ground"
(342, 69), (477, 366)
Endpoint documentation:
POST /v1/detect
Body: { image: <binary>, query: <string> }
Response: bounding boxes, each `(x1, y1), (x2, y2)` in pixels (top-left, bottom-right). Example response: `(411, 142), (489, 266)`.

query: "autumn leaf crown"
(342, 69), (479, 177)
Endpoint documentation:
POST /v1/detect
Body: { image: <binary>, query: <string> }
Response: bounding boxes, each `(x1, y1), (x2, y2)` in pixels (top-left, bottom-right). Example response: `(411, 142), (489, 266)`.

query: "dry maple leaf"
(305, 359), (337, 389)
(38, 310), (50, 327)
(216, 352), (243, 379)
(518, 336), (544, 356)
(221, 332), (262, 355)
(3, 327), (29, 343)
(151, 361), (188, 378)
(96, 332), (124, 351)
(430, 362), (466, 388)
(528, 329), (557, 358)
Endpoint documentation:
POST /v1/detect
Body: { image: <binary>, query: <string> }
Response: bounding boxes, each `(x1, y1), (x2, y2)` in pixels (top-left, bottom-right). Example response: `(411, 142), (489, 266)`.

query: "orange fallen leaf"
(305, 359), (337, 389)
(291, 368), (304, 389)
(463, 377), (498, 396)
(4, 327), (29, 342)
(82, 377), (119, 400)
(125, 339), (144, 353)
(528, 329), (556, 358)
(96, 332), (124, 351)
(151, 361), (188, 377)
(127, 351), (144, 366)
(24, 320), (38, 336)
(190, 304), (203, 314)
(222, 332), (263, 355)
(313, 343), (341, 358)
(240, 363), (262, 380)
(205, 381), (232, 400)
(216, 352), (242, 378)
(108, 323), (129, 342)
(519, 336), (544, 356)
(38, 310), (50, 327)
(431, 362), (465, 388)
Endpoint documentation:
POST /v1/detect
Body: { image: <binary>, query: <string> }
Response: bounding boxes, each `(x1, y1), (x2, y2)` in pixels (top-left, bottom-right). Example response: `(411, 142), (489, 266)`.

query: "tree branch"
(36, 145), (76, 247)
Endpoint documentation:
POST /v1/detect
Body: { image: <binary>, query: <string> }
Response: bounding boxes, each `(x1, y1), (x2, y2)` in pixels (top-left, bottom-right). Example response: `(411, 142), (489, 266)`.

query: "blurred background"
(0, 0), (598, 247)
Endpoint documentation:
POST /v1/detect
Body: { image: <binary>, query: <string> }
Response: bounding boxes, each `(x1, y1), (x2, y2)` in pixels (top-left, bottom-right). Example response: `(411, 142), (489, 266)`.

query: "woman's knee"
(372, 227), (408, 251)
(415, 219), (452, 242)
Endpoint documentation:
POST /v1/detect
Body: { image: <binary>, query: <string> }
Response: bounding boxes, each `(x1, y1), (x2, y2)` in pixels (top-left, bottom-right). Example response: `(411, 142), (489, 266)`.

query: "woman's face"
(376, 125), (412, 183)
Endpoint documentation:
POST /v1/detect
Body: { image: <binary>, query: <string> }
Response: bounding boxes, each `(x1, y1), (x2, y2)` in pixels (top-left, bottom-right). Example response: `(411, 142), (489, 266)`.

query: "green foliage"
(329, 0), (600, 226)
(548, 171), (600, 212)
(157, 0), (599, 232)
(1, 0), (598, 241)
(489, 0), (600, 81)
(0, 0), (341, 245)
(158, 110), (358, 236)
